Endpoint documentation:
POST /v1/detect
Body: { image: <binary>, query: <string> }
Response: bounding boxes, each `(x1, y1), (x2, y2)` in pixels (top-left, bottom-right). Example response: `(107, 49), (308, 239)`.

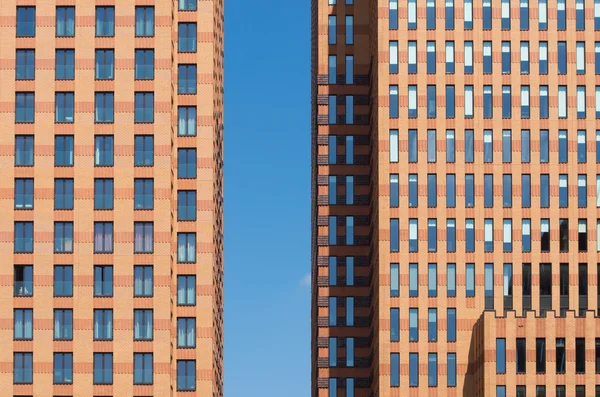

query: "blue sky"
(223, 0), (311, 396)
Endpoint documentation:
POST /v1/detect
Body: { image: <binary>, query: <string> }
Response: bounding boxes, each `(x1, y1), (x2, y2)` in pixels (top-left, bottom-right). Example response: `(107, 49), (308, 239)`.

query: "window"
(522, 219), (531, 252)
(483, 42), (492, 74)
(177, 360), (196, 390)
(179, 0), (198, 10)
(134, 309), (153, 340)
(390, 353), (399, 387)
(483, 0), (491, 29)
(578, 130), (587, 163)
(576, 338), (586, 373)
(464, 42), (473, 74)
(95, 92), (114, 123)
(447, 264), (456, 297)
(447, 307), (456, 342)
(447, 219), (456, 252)
(497, 338), (506, 373)
(178, 64), (197, 94)
(409, 219), (418, 252)
(94, 265), (113, 297)
(15, 135), (34, 166)
(178, 22), (196, 52)
(95, 49), (114, 80)
(93, 309), (113, 340)
(178, 190), (197, 221)
(346, 55), (354, 84)
(135, 92), (154, 123)
(14, 352), (33, 384)
(427, 219), (437, 252)
(485, 263), (494, 308)
(177, 232), (196, 263)
(409, 308), (418, 341)
(54, 265), (72, 297)
(408, 129), (417, 163)
(596, 338), (600, 373)
(484, 174), (493, 207)
(16, 49), (34, 80)
(503, 219), (512, 252)
(54, 222), (73, 253)
(559, 175), (568, 207)
(484, 86), (493, 118)
(345, 15), (353, 44)
(56, 7), (75, 37)
(466, 263), (475, 296)
(134, 222), (153, 253)
(53, 309), (73, 340)
(178, 148), (197, 178)
(578, 86), (586, 119)
(556, 338), (566, 373)
(579, 175), (587, 207)
(390, 308), (399, 342)
(329, 55), (337, 83)
(96, 6), (115, 37)
(346, 96), (354, 124)
(177, 275), (196, 305)
(497, 386), (507, 397)
(390, 263), (399, 297)
(390, 85), (399, 118)
(388, 174), (399, 207)
(133, 49), (155, 82)
(502, 42), (511, 74)
(134, 353), (153, 385)
(502, 0), (510, 29)
(428, 353), (437, 387)
(53, 353), (73, 384)
(536, 338), (546, 373)
(408, 174), (418, 207)
(427, 41), (436, 74)
(521, 86), (530, 118)
(328, 95), (337, 124)
(93, 135), (113, 167)
(409, 263), (418, 297)
(427, 86), (436, 118)
(94, 222), (113, 253)
(517, 338), (526, 373)
(93, 353), (113, 384)
(408, 85), (417, 118)
(131, 266), (153, 297)
(428, 308), (437, 341)
(465, 85), (474, 117)
(133, 179), (153, 210)
(15, 179), (33, 210)
(15, 222), (33, 253)
(596, 0), (600, 30)
(464, 0), (473, 29)
(446, 41), (455, 74)
(14, 309), (32, 340)
(94, 179), (114, 210)
(14, 265), (33, 297)
(16, 7), (35, 37)
(579, 219), (588, 252)
(56, 49), (74, 80)
(328, 15), (337, 44)
(15, 92), (34, 123)
(448, 353), (457, 387)
(540, 174), (549, 208)
(178, 106), (197, 136)
(502, 86), (511, 118)
(55, 179), (73, 210)
(409, 353), (419, 386)
(346, 216), (354, 245)
(136, 6), (155, 37)
(389, 0), (398, 29)
(446, 130), (455, 163)
(54, 135), (74, 166)
(329, 297), (337, 326)
(346, 337), (354, 367)
(134, 135), (154, 166)
(427, 129), (436, 162)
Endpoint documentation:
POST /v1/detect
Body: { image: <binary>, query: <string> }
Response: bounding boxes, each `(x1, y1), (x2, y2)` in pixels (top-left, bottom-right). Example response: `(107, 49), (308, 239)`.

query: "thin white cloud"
(299, 273), (311, 288)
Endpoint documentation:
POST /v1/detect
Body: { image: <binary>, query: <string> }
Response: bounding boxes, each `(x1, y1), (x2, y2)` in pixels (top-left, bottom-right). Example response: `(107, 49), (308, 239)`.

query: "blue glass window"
(15, 92), (34, 123)
(96, 6), (115, 37)
(16, 49), (34, 80)
(16, 7), (35, 37)
(136, 7), (155, 37)
(56, 49), (75, 80)
(95, 92), (114, 123)
(56, 7), (75, 37)
(54, 265), (73, 297)
(178, 64), (197, 94)
(55, 92), (74, 123)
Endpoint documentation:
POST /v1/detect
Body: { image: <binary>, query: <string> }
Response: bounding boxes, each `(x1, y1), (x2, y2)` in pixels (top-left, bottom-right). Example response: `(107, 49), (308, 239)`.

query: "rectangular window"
(133, 353), (153, 385)
(95, 49), (114, 80)
(483, 0), (492, 29)
(94, 265), (113, 297)
(56, 7), (75, 37)
(54, 309), (73, 340)
(520, 0), (529, 30)
(56, 49), (74, 80)
(483, 42), (492, 74)
(135, 92), (154, 123)
(447, 264), (456, 297)
(408, 85), (417, 118)
(579, 219), (588, 252)
(409, 219), (418, 252)
(502, 0), (510, 29)
(15, 178), (33, 210)
(408, 0), (417, 29)
(135, 49), (154, 80)
(464, 85), (473, 117)
(15, 92), (34, 123)
(428, 263), (437, 296)
(428, 308), (437, 341)
(576, 338), (586, 373)
(483, 86), (493, 118)
(94, 135), (114, 166)
(134, 222), (154, 253)
(55, 92), (74, 123)
(16, 49), (34, 80)
(94, 222), (113, 253)
(502, 42), (511, 74)
(517, 338), (526, 373)
(466, 263), (475, 296)
(177, 232), (196, 263)
(14, 352), (33, 384)
(447, 219), (456, 252)
(390, 353), (400, 386)
(578, 86), (586, 119)
(177, 275), (196, 305)
(390, 308), (399, 342)
(178, 190), (197, 221)
(15, 222), (33, 253)
(484, 174), (493, 206)
(53, 352), (73, 384)
(134, 179), (153, 210)
(409, 353), (419, 386)
(14, 309), (33, 340)
(446, 41), (455, 73)
(497, 338), (506, 373)
(134, 135), (153, 166)
(427, 85), (436, 118)
(390, 263), (399, 297)
(409, 308), (418, 341)
(15, 135), (34, 166)
(95, 92), (114, 123)
(464, 42), (473, 74)
(328, 55), (336, 83)
(178, 64), (197, 94)
(389, 41), (398, 74)
(96, 6), (115, 37)
(503, 219), (512, 252)
(556, 338), (566, 373)
(485, 263), (494, 309)
(177, 317), (196, 348)
(345, 55), (353, 84)
(328, 16), (336, 44)
(93, 353), (113, 384)
(54, 135), (74, 166)
(447, 174), (456, 207)
(54, 265), (72, 297)
(447, 308), (456, 342)
(522, 219), (531, 252)
(389, 0), (398, 29)
(536, 338), (546, 373)
(94, 179), (114, 210)
(345, 15), (353, 44)
(136, 6), (155, 37)
(427, 41), (436, 74)
(16, 7), (35, 37)
(134, 309), (153, 340)
(177, 360), (196, 391)
(484, 219), (494, 252)
(409, 263), (418, 297)
(178, 148), (197, 178)
(54, 179), (73, 210)
(428, 353), (437, 387)
(14, 265), (33, 297)
(502, 85), (511, 118)
(465, 217), (475, 250)
(448, 353), (457, 387)
(134, 265), (153, 297)
(446, 85), (455, 118)
(54, 222), (73, 253)
(521, 86), (530, 118)
(93, 309), (113, 340)
(427, 129), (436, 162)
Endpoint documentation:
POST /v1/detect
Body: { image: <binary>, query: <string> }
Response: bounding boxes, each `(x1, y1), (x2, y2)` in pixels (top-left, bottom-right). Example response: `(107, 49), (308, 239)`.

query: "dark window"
(16, 7), (35, 37)
(178, 148), (197, 179)
(177, 360), (196, 390)
(134, 135), (154, 166)
(135, 49), (154, 80)
(56, 7), (75, 37)
(516, 338), (526, 373)
(536, 338), (546, 373)
(94, 179), (114, 210)
(14, 265), (33, 297)
(56, 49), (75, 80)
(96, 6), (115, 37)
(556, 338), (566, 373)
(94, 135), (114, 166)
(15, 135), (34, 166)
(54, 265), (73, 297)
(576, 338), (586, 373)
(55, 135), (74, 166)
(134, 179), (154, 210)
(133, 353), (153, 384)
(94, 265), (113, 297)
(53, 352), (73, 384)
(135, 6), (155, 37)
(178, 190), (197, 221)
(15, 92), (34, 123)
(178, 64), (197, 94)
(16, 49), (35, 80)
(178, 23), (197, 52)
(134, 92), (154, 123)
(93, 353), (113, 384)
